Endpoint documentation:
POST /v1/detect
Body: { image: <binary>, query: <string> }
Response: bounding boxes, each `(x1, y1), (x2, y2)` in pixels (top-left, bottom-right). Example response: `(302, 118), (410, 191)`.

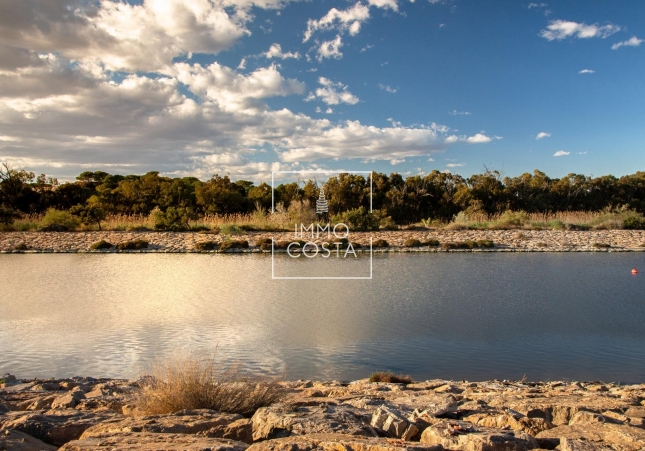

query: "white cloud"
(536, 132), (551, 140)
(540, 20), (621, 41)
(466, 133), (493, 144)
(368, 0), (399, 10)
(446, 163), (464, 168)
(379, 84), (397, 93)
(317, 35), (344, 61)
(390, 158), (405, 165)
(303, 2), (370, 42)
(528, 3), (548, 8)
(306, 77), (359, 105)
(579, 69), (595, 74)
(554, 150), (570, 157)
(449, 110), (471, 115)
(612, 36), (643, 50)
(263, 43), (300, 59)
(360, 44), (374, 52)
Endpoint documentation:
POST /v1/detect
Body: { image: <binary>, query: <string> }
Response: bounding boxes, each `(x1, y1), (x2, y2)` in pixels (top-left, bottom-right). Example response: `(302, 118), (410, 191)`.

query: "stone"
(420, 420), (538, 451)
(202, 418), (254, 444)
(386, 393), (459, 417)
(26, 396), (56, 411)
(251, 404), (374, 441)
(371, 406), (415, 439)
(59, 432), (249, 451)
(560, 438), (613, 451)
(625, 407), (645, 419)
(51, 390), (86, 409)
(80, 410), (243, 438)
(464, 413), (553, 436)
(535, 423), (645, 451)
(246, 433), (444, 451)
(0, 429), (57, 451)
(0, 409), (122, 446)
(0, 403), (9, 414)
(31, 383), (61, 392)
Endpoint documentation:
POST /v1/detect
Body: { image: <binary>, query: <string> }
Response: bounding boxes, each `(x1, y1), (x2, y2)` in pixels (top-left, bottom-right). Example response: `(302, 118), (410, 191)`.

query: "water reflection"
(1, 253), (644, 382)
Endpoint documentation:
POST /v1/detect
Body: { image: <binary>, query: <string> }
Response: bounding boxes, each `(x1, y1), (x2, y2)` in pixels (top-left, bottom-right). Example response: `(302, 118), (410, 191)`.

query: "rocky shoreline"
(2, 374), (645, 450)
(1, 230), (645, 253)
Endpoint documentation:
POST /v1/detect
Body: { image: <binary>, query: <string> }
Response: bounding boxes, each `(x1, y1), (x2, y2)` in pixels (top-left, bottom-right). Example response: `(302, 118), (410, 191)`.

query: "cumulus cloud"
(306, 77), (359, 105)
(579, 69), (595, 74)
(303, 2), (370, 42)
(554, 150), (570, 157)
(536, 132), (551, 140)
(466, 133), (494, 144)
(612, 36), (643, 50)
(540, 20), (621, 41)
(263, 43), (300, 59)
(367, 0), (399, 11)
(317, 35), (344, 61)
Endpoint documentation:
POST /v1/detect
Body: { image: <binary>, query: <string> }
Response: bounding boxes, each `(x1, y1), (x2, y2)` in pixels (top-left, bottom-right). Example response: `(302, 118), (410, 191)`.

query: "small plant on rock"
(592, 243), (611, 249)
(13, 242), (28, 251)
(369, 372), (412, 384)
(403, 238), (422, 247)
(422, 239), (440, 247)
(219, 240), (249, 252)
(195, 241), (217, 251)
(41, 208), (80, 231)
(117, 239), (149, 250)
(372, 239), (389, 248)
(90, 240), (113, 250)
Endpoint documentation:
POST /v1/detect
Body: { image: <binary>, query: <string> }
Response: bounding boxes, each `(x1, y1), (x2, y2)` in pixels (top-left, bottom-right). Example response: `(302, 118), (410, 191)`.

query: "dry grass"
(135, 351), (283, 417)
(369, 372), (412, 384)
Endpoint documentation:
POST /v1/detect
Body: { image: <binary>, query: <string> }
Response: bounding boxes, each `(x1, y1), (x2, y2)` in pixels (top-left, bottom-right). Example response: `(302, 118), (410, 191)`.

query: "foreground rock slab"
(246, 433), (443, 451)
(420, 420), (538, 451)
(59, 433), (249, 451)
(0, 429), (57, 451)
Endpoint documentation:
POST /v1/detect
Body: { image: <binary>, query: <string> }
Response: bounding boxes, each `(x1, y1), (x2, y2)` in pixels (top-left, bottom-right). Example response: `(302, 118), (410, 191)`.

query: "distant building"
(316, 186), (329, 215)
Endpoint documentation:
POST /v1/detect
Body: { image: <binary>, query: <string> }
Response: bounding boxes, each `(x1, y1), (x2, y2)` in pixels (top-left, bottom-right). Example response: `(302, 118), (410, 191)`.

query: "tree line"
(1, 163), (645, 226)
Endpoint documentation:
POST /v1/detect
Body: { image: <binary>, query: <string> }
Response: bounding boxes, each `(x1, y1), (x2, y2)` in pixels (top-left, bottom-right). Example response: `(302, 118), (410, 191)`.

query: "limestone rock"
(560, 438), (613, 451)
(246, 433), (444, 451)
(464, 413), (553, 436)
(251, 404), (374, 441)
(0, 429), (57, 451)
(0, 409), (122, 446)
(371, 406), (419, 440)
(59, 432), (249, 451)
(420, 420), (538, 451)
(535, 423), (645, 451)
(625, 407), (645, 419)
(0, 402), (9, 414)
(51, 390), (86, 410)
(80, 410), (243, 438)
(386, 394), (458, 416)
(203, 418), (254, 444)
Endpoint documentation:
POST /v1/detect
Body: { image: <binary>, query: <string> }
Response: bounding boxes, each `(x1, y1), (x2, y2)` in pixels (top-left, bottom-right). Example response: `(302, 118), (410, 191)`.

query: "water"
(1, 253), (644, 382)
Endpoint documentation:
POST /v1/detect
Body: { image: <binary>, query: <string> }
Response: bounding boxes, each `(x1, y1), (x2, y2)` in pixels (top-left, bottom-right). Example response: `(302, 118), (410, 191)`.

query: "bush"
(13, 242), (28, 251)
(380, 216), (398, 231)
(442, 239), (494, 250)
(333, 207), (380, 232)
(403, 238), (422, 247)
(549, 220), (565, 230)
(154, 207), (195, 232)
(493, 211), (529, 229)
(220, 224), (244, 235)
(117, 239), (149, 250)
(372, 239), (389, 248)
(421, 239), (440, 247)
(195, 241), (217, 251)
(219, 240), (249, 252)
(476, 239), (495, 248)
(135, 351), (283, 416)
(70, 203), (106, 230)
(90, 240), (113, 250)
(0, 206), (18, 226)
(369, 372), (412, 384)
(623, 212), (645, 230)
(593, 243), (611, 248)
(536, 242), (548, 248)
(41, 208), (80, 230)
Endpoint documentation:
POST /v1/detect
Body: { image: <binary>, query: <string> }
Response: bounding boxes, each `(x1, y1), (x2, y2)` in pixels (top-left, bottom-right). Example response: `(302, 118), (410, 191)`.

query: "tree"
(70, 200), (107, 230)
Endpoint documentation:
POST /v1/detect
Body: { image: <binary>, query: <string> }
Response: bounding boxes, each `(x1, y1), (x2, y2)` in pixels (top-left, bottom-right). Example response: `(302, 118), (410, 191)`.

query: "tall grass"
(135, 351), (283, 416)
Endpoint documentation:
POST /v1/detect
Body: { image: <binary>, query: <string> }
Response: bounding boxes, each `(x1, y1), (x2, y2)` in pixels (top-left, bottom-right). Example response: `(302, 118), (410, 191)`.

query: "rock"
(246, 433), (444, 451)
(420, 420), (538, 451)
(0, 403), (9, 414)
(80, 410), (243, 438)
(32, 383), (61, 392)
(560, 438), (613, 451)
(0, 429), (57, 451)
(26, 396), (56, 411)
(569, 411), (623, 425)
(371, 406), (418, 440)
(203, 418), (254, 444)
(51, 390), (86, 409)
(59, 432), (249, 451)
(251, 404), (374, 441)
(535, 423), (645, 451)
(464, 413), (553, 436)
(625, 407), (645, 419)
(386, 394), (459, 417)
(0, 409), (122, 446)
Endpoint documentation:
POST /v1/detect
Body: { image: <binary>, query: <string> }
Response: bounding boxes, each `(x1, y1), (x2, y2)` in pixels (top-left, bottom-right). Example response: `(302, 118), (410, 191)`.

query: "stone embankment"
(2, 374), (645, 450)
(1, 230), (645, 253)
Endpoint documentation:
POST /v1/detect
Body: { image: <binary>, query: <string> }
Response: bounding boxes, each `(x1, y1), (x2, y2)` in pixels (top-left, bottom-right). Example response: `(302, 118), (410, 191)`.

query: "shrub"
(255, 238), (273, 246)
(219, 240), (249, 252)
(593, 243), (611, 248)
(380, 216), (398, 231)
(476, 239), (495, 248)
(195, 241), (217, 251)
(191, 225), (211, 232)
(369, 372), (412, 384)
(493, 211), (529, 229)
(403, 238), (422, 247)
(442, 240), (494, 250)
(549, 220), (565, 230)
(13, 242), (28, 251)
(0, 206), (18, 226)
(421, 239), (440, 247)
(90, 240), (113, 250)
(70, 203), (106, 230)
(536, 242), (548, 248)
(127, 226), (152, 232)
(372, 239), (389, 248)
(41, 208), (80, 230)
(154, 207), (195, 232)
(274, 240), (307, 250)
(623, 212), (645, 230)
(220, 224), (244, 235)
(135, 351), (283, 416)
(117, 239), (149, 250)
(333, 207), (380, 232)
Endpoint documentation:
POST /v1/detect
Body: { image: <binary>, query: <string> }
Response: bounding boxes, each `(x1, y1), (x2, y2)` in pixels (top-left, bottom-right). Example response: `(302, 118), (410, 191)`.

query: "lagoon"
(1, 253), (645, 382)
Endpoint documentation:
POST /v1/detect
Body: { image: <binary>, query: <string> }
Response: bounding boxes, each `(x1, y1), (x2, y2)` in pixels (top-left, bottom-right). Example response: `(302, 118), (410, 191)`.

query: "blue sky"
(0, 0), (643, 181)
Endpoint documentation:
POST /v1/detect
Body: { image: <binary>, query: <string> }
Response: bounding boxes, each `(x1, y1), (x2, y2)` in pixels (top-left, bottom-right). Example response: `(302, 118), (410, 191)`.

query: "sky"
(0, 0), (643, 182)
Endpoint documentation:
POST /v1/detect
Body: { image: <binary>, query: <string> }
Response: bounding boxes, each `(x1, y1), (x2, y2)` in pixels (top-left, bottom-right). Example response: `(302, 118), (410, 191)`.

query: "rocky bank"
(1, 230), (645, 253)
(2, 374), (645, 450)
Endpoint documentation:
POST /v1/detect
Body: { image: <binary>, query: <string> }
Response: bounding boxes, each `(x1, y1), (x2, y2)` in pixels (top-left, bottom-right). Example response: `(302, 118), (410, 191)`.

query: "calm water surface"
(1, 253), (645, 382)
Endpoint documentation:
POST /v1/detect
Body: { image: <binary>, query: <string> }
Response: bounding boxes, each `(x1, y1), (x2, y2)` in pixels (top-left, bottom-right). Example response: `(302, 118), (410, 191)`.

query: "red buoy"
(632, 268), (639, 275)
